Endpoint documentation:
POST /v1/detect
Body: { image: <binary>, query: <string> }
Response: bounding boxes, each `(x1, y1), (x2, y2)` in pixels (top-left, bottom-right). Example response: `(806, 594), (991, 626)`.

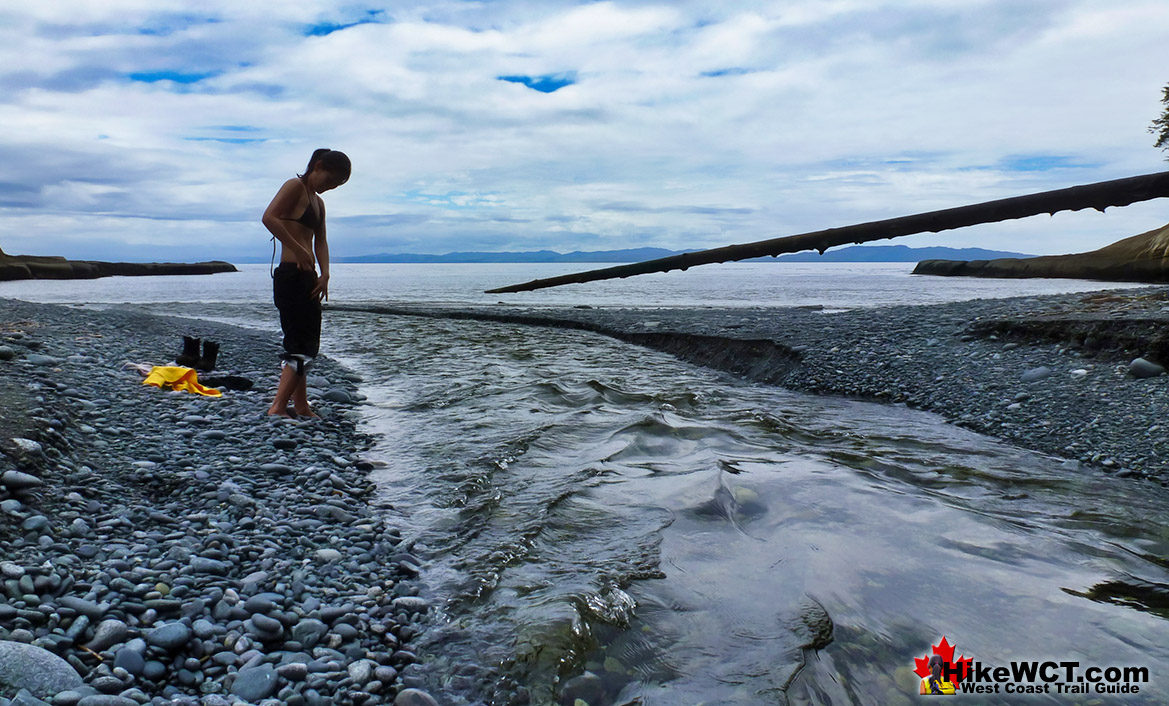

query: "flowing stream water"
(325, 310), (1169, 706)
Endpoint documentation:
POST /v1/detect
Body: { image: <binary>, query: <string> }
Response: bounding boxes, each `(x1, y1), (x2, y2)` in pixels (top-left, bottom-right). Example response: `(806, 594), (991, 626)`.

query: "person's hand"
(295, 246), (315, 272)
(312, 274), (330, 302)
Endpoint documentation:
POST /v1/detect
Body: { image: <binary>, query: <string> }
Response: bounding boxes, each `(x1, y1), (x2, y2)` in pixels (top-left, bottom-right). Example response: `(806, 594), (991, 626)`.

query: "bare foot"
(293, 406), (319, 419)
(267, 406), (294, 418)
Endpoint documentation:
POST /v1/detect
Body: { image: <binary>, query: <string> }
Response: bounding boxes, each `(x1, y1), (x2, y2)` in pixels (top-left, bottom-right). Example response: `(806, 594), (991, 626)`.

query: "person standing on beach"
(261, 148), (351, 417)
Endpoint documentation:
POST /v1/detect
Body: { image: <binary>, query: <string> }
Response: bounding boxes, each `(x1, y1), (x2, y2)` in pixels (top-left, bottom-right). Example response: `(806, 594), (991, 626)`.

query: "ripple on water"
(322, 312), (1169, 706)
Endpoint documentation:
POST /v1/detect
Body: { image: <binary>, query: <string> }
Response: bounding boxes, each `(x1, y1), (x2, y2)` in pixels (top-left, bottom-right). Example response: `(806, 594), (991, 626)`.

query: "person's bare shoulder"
(275, 178), (309, 207)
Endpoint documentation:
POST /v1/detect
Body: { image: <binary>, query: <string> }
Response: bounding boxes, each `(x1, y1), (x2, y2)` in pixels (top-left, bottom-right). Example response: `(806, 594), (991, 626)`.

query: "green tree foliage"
(1151, 83), (1169, 156)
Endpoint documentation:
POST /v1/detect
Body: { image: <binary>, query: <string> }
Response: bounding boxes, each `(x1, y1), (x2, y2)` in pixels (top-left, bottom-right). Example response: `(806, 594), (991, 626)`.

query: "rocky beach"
(2, 285), (1169, 706)
(0, 299), (440, 706)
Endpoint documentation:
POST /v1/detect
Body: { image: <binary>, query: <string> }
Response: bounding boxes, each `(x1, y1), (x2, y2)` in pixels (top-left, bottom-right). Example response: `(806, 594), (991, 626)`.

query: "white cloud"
(1, 0), (1168, 262)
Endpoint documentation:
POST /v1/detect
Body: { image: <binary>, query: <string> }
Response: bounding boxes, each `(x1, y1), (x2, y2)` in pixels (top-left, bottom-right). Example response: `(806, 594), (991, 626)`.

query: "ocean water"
(0, 261), (1150, 309)
(3, 264), (1167, 704)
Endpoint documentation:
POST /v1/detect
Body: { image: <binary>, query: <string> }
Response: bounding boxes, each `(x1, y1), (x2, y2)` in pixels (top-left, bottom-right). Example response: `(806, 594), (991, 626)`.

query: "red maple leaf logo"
(914, 636), (973, 682)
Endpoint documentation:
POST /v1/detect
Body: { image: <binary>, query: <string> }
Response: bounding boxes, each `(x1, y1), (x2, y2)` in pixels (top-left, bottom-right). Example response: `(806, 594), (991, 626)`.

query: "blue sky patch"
(593, 201), (754, 216)
(998, 154), (1099, 172)
(184, 137), (265, 144)
(700, 68), (754, 78)
(304, 10), (386, 36)
(498, 72), (577, 93)
(402, 189), (503, 209)
(127, 70), (217, 84)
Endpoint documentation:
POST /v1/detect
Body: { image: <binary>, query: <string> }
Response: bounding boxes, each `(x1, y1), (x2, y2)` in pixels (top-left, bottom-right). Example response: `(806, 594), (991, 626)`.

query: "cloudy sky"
(2, 0), (1169, 262)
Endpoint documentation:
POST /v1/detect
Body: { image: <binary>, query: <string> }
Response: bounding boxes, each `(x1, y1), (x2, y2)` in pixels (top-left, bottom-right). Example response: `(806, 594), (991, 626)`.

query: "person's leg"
(291, 273), (322, 417)
(267, 363), (298, 416)
(271, 264), (299, 416)
(291, 371), (316, 417)
(271, 266), (321, 418)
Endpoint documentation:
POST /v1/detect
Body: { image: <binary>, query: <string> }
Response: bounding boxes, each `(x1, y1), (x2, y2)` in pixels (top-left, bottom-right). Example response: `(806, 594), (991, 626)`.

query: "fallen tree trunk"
(487, 171), (1169, 293)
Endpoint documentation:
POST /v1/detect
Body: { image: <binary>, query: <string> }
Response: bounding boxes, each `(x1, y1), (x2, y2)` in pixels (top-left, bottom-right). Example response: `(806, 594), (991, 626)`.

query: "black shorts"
(273, 263), (321, 358)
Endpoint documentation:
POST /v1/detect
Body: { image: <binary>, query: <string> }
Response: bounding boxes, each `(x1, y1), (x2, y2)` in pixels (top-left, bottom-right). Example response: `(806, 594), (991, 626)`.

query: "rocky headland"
(0, 253), (236, 282)
(914, 221), (1169, 282)
(0, 300), (440, 706)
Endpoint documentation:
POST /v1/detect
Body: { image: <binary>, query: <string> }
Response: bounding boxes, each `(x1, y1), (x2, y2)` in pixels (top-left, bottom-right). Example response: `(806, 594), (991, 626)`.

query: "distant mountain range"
(330, 245), (1033, 263)
(336, 247), (683, 263)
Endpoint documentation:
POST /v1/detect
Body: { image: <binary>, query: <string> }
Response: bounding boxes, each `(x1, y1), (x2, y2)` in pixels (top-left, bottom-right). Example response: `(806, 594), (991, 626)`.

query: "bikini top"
(292, 178), (320, 229)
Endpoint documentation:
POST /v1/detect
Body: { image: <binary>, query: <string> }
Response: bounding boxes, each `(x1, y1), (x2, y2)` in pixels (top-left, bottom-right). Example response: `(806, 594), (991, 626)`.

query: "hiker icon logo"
(914, 636), (971, 696)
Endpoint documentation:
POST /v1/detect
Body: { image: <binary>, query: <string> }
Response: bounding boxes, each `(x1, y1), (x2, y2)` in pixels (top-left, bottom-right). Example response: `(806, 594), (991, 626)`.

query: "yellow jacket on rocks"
(142, 366), (222, 398)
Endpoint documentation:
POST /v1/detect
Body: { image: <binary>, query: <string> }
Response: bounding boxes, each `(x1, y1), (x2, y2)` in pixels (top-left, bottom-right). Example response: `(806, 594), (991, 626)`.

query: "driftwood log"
(487, 171), (1169, 293)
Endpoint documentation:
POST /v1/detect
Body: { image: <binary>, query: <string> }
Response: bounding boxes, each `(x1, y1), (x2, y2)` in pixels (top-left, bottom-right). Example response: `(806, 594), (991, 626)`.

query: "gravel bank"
(335, 285), (1169, 484)
(0, 299), (439, 706)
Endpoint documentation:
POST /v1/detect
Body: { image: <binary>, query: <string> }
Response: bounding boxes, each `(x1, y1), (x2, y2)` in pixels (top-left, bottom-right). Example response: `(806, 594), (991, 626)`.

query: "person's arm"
(261, 179), (315, 271)
(311, 201), (330, 301)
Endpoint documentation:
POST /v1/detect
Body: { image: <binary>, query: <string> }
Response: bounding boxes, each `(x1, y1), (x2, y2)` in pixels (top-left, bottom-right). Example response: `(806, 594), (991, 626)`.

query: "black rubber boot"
(198, 340), (219, 372)
(176, 336), (201, 368)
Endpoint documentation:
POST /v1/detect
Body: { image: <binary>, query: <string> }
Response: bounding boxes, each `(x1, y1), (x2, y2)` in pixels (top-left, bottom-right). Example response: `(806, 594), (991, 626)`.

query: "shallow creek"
(325, 311), (1168, 705)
